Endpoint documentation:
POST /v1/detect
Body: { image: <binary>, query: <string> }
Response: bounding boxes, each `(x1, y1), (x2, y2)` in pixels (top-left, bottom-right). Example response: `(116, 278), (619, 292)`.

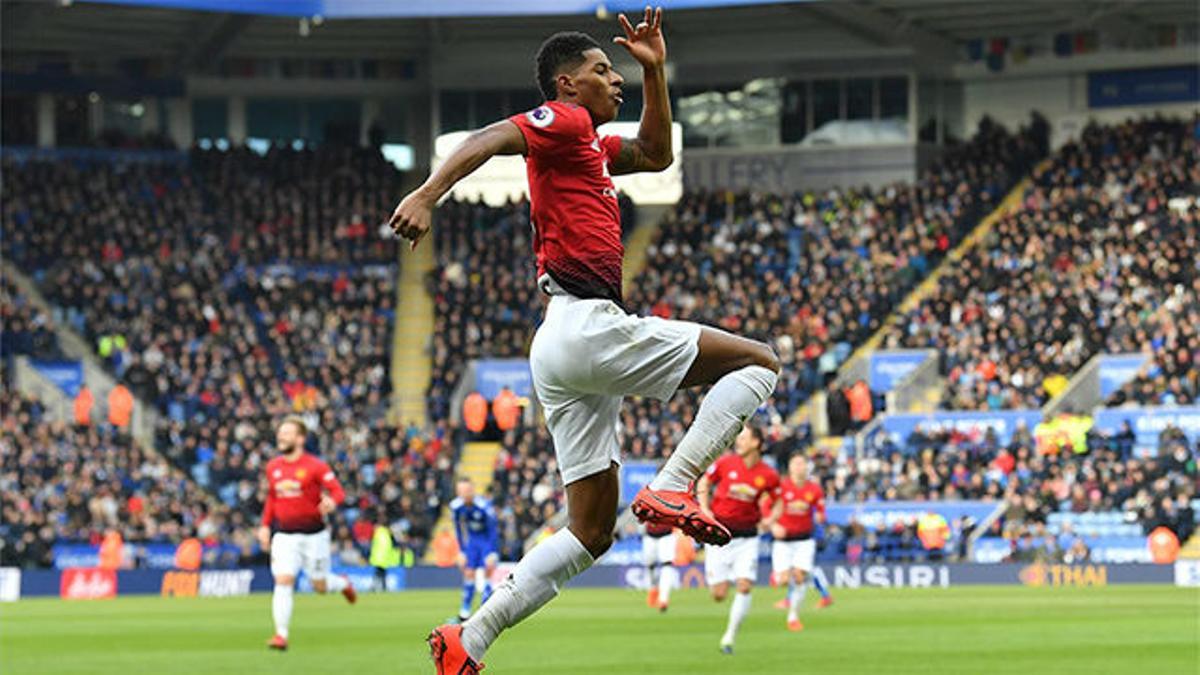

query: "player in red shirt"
(769, 453), (828, 631)
(697, 424), (780, 655)
(390, 8), (781, 673)
(257, 417), (356, 651)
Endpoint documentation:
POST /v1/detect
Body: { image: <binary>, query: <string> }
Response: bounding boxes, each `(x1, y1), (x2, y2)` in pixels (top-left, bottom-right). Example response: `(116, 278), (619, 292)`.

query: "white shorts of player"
(271, 529), (332, 581)
(704, 536), (759, 586)
(642, 533), (675, 567)
(771, 539), (816, 575)
(530, 284), (702, 486)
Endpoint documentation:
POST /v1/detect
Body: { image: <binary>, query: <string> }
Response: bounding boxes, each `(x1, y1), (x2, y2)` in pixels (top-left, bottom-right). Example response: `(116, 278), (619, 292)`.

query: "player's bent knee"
(274, 575), (295, 587)
(735, 578), (753, 594)
(311, 578), (328, 593)
(794, 570), (808, 584)
(753, 341), (781, 374)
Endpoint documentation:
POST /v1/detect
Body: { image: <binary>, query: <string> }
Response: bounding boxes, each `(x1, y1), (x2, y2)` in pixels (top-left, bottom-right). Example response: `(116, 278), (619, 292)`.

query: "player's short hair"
(535, 31), (602, 101)
(744, 423), (765, 447)
(279, 415), (308, 437)
(457, 476), (473, 484)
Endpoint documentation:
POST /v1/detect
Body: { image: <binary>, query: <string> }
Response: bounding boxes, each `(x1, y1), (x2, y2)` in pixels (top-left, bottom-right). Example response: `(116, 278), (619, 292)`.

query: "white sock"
(659, 566), (677, 605)
(721, 591), (752, 646)
(324, 575), (348, 593)
(787, 581), (807, 622)
(650, 365), (777, 491)
(475, 568), (488, 594)
(272, 584), (294, 639)
(461, 528), (593, 661)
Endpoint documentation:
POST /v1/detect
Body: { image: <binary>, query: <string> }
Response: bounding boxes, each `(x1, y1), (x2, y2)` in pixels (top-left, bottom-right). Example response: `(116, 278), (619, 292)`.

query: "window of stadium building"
(676, 78), (784, 148)
(681, 75), (910, 148)
(438, 89), (544, 134)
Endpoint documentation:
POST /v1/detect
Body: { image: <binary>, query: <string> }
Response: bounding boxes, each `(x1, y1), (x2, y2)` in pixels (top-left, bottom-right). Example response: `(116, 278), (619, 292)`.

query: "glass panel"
(846, 78), (873, 120)
(192, 98), (228, 140)
(439, 91), (471, 133)
(780, 80), (808, 144)
(880, 76), (908, 119)
(676, 78), (782, 148)
(812, 79), (840, 130)
(246, 99), (302, 140)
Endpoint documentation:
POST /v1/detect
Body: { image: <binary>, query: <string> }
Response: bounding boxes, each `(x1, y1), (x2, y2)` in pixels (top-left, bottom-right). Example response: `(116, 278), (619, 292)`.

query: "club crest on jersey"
(527, 106), (555, 128)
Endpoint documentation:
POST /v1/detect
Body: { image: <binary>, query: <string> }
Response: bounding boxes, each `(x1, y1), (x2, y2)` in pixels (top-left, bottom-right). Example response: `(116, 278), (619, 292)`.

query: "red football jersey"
(508, 101), (625, 304)
(775, 477), (825, 538)
(706, 453), (780, 534)
(261, 453), (345, 533)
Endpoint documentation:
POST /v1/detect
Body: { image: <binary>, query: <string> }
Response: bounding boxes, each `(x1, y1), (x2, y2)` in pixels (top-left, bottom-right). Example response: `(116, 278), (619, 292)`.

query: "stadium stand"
(2, 146), (454, 562)
(883, 117), (1198, 411)
(0, 388), (245, 569)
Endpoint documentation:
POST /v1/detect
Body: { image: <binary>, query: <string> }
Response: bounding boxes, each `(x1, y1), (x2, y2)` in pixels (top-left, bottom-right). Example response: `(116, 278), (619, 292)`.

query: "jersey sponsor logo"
(527, 106), (555, 128)
(275, 478), (302, 498)
(727, 483), (759, 501)
(786, 499), (811, 514)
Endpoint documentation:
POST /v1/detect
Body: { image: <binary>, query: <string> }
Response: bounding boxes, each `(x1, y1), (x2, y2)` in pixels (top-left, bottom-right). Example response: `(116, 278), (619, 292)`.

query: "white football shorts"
(642, 532), (676, 567)
(271, 529), (332, 581)
(771, 538), (816, 574)
(704, 536), (759, 586)
(530, 287), (702, 486)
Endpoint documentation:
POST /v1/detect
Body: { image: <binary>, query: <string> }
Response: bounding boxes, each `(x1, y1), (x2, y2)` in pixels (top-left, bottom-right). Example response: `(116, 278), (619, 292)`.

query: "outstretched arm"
(388, 120), (526, 249)
(610, 6), (673, 175)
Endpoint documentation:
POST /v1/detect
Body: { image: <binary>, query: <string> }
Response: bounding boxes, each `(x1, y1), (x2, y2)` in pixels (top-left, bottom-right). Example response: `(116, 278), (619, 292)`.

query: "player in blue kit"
(450, 478), (500, 621)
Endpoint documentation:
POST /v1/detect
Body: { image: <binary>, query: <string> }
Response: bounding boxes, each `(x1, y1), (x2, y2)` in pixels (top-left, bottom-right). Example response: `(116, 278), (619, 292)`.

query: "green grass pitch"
(2, 585), (1195, 674)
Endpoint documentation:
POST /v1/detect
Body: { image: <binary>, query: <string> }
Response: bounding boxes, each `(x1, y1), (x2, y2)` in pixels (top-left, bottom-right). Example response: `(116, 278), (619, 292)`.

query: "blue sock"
(813, 574), (830, 599)
(480, 581), (493, 605)
(460, 582), (476, 616)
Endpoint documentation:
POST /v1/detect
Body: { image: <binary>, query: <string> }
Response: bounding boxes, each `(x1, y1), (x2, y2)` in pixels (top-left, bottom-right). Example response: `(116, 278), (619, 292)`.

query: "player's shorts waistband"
(538, 273), (570, 297)
(778, 532), (814, 542)
(275, 524), (327, 535)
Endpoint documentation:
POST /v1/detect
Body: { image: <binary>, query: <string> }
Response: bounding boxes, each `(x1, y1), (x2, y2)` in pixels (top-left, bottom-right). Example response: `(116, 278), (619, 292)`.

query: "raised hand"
(614, 6), (665, 68)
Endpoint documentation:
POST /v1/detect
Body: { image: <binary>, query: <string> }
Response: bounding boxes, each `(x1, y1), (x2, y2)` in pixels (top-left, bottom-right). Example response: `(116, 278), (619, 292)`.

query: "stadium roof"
(2, 0), (1195, 62)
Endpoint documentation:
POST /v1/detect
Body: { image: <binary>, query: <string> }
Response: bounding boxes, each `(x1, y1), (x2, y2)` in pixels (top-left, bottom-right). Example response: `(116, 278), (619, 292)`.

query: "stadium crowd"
(2, 145), (453, 561)
(808, 419), (1197, 562)
(0, 388), (244, 569)
(884, 117), (1198, 411)
(4, 114), (1195, 567)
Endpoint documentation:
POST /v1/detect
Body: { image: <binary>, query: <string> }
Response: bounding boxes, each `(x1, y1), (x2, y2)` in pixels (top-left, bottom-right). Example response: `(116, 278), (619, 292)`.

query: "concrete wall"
(682, 142), (919, 193)
(957, 46), (1199, 146)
